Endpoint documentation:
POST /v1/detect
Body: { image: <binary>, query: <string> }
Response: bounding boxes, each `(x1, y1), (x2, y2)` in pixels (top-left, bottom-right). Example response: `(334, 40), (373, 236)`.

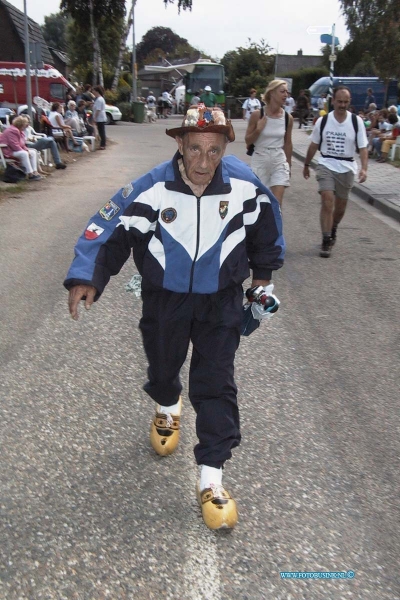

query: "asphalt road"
(1, 119), (399, 600)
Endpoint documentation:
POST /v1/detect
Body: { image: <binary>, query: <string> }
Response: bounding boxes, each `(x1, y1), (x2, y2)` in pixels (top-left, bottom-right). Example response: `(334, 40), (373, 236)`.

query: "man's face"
(333, 90), (351, 114)
(177, 132), (227, 187)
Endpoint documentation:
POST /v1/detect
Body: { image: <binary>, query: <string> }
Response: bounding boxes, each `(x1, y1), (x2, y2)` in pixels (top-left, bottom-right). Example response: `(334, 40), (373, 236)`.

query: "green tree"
(339, 0), (400, 82)
(111, 0), (193, 90)
(221, 39), (275, 97)
(66, 16), (125, 76)
(61, 0), (126, 85)
(163, 0), (192, 10)
(41, 12), (71, 51)
(136, 27), (198, 66)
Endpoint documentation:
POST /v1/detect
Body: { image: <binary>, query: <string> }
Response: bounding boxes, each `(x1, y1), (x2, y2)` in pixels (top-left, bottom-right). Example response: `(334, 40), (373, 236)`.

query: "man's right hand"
(68, 285), (97, 320)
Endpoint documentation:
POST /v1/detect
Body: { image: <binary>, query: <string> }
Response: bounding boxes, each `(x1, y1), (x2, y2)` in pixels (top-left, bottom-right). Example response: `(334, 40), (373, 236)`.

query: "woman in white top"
(245, 80), (293, 206)
(49, 102), (80, 147)
(93, 85), (107, 149)
(242, 88), (261, 120)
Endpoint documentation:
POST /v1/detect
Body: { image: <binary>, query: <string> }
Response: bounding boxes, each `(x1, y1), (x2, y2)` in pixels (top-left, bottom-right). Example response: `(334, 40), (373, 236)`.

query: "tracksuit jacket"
(64, 151), (285, 296)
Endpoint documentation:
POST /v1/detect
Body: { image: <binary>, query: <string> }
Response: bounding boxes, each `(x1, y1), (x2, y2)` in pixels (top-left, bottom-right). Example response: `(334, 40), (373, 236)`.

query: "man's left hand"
(68, 285), (97, 320)
(358, 169), (367, 183)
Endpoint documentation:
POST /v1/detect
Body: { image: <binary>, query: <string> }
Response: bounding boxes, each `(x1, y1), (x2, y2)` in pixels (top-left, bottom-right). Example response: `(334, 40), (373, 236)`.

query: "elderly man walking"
(64, 104), (285, 530)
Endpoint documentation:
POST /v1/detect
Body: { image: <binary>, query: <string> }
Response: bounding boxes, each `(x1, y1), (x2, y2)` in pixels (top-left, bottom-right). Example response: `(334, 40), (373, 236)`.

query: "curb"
(292, 148), (400, 224)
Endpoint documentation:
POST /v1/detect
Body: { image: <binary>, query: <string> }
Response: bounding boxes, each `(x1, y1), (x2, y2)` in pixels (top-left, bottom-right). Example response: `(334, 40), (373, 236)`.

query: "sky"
(8, 0), (350, 60)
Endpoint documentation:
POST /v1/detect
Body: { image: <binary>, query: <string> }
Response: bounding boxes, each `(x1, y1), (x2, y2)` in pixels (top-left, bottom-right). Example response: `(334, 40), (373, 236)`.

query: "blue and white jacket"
(64, 152), (285, 297)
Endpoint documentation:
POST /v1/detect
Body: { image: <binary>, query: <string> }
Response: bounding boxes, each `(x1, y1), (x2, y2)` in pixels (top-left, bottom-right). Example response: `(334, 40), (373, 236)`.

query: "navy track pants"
(139, 286), (243, 468)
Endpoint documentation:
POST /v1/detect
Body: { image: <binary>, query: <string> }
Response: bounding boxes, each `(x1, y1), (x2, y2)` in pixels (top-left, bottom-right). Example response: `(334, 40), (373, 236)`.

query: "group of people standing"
(241, 81), (369, 259)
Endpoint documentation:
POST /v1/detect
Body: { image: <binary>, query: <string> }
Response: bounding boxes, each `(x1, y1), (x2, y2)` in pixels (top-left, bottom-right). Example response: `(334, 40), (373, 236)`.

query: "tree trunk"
(96, 28), (104, 88)
(111, 0), (136, 92)
(89, 0), (98, 86)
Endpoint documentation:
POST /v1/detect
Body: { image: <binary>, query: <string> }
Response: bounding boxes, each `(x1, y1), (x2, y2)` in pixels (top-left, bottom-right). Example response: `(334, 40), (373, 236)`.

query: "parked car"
(105, 104), (122, 125)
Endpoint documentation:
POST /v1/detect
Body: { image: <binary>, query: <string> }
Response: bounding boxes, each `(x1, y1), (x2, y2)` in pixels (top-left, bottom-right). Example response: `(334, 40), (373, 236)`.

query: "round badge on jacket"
(161, 208), (177, 223)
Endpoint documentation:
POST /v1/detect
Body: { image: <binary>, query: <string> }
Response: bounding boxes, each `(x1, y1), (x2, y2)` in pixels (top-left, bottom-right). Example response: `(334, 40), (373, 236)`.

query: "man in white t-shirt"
(303, 86), (368, 258)
(284, 93), (295, 114)
(242, 89), (261, 120)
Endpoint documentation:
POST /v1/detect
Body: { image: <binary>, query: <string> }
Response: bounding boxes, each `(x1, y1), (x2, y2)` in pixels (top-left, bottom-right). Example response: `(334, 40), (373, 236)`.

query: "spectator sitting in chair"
(146, 91), (157, 117)
(0, 115), (42, 180)
(371, 113), (400, 161)
(65, 100), (86, 135)
(365, 103), (378, 121)
(20, 115), (67, 170)
(49, 102), (81, 147)
(367, 109), (390, 155)
(77, 100), (95, 136)
(388, 105), (400, 123)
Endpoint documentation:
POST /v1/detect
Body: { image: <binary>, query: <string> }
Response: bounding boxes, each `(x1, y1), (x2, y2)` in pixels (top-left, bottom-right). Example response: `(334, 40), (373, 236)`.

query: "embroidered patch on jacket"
(84, 222), (105, 240)
(219, 201), (229, 219)
(161, 207), (177, 223)
(122, 183), (133, 198)
(99, 200), (120, 221)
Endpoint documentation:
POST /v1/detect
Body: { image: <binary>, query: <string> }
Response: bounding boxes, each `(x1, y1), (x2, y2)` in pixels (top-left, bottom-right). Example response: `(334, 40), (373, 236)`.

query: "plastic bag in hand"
(250, 284), (280, 321)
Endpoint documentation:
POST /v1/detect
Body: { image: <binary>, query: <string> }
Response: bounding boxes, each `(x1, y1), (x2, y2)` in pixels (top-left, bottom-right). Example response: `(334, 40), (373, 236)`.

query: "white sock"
(158, 400), (181, 415)
(199, 465), (222, 491)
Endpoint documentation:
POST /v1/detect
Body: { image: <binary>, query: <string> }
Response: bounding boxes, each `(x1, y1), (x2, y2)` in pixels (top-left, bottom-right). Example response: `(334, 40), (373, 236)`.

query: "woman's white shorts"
(251, 148), (290, 188)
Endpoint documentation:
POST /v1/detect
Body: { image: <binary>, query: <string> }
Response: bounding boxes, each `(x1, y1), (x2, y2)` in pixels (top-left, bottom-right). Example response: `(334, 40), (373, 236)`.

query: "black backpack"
(319, 112), (359, 159)
(246, 106), (289, 156)
(3, 163), (26, 183)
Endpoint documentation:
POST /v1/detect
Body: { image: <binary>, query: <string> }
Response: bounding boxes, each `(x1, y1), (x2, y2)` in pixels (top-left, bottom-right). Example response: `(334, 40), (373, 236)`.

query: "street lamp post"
(320, 26), (339, 111)
(329, 23), (336, 108)
(23, 0), (33, 120)
(131, 2), (137, 102)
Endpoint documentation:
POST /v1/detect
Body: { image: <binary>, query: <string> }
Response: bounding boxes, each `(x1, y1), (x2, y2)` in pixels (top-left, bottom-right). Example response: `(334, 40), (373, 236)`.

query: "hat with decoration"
(166, 104), (235, 142)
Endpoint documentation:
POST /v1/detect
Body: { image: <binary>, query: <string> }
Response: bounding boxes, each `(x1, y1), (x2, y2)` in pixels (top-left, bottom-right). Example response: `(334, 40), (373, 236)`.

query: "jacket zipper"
(189, 195), (201, 292)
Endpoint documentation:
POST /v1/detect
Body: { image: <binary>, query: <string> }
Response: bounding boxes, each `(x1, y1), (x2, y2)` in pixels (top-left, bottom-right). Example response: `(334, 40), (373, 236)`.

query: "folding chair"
(0, 143), (7, 168)
(388, 137), (400, 161)
(41, 115), (68, 152)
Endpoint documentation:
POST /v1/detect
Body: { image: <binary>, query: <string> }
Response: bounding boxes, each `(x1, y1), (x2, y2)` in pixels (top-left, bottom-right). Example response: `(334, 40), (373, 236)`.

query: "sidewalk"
(291, 127), (400, 223)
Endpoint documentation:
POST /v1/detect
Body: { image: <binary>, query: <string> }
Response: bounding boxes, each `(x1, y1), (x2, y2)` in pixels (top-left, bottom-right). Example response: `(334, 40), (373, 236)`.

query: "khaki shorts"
(315, 164), (354, 201)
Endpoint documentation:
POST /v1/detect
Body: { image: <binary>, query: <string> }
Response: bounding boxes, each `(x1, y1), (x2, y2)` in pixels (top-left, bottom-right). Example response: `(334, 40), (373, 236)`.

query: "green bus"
(183, 61), (225, 110)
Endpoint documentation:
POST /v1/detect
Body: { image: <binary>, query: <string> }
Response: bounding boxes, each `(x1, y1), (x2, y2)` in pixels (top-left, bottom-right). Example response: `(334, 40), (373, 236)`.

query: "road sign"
(329, 54), (337, 62)
(321, 34), (340, 46)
